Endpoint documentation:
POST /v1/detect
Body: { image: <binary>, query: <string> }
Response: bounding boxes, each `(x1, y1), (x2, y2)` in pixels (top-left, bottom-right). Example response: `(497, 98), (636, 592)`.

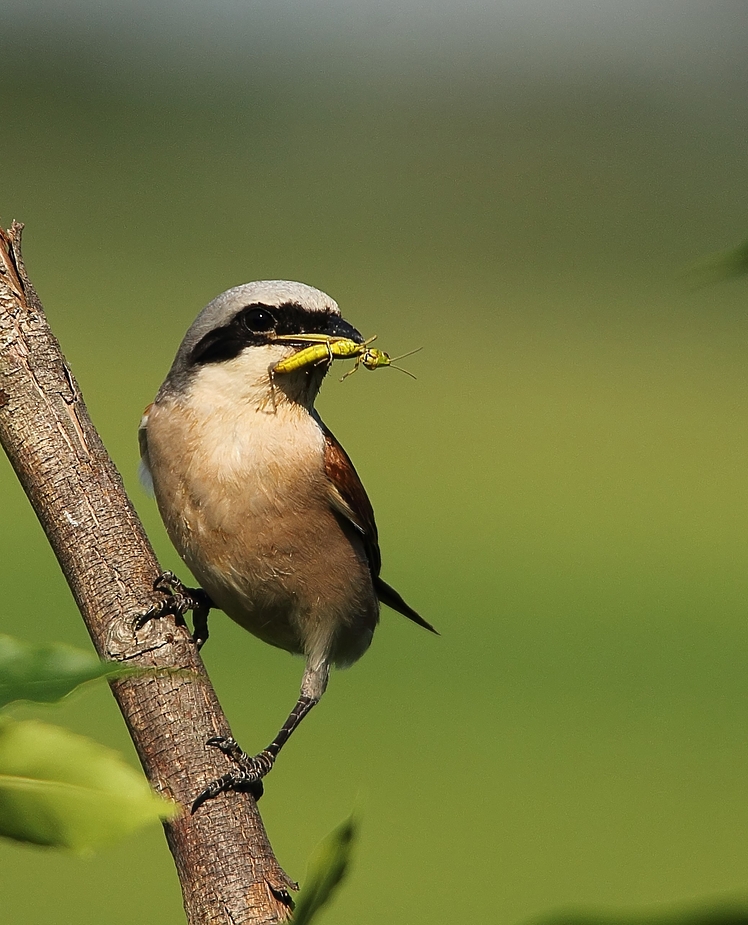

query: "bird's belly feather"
(145, 397), (378, 667)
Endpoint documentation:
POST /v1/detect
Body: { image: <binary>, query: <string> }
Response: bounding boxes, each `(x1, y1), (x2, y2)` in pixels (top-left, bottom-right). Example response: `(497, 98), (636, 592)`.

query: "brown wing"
(320, 418), (382, 578)
(319, 416), (438, 635)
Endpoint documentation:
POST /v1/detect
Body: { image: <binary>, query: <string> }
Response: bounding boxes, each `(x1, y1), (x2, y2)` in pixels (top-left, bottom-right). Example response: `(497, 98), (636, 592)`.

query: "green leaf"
(531, 902), (748, 925)
(0, 635), (132, 708)
(687, 238), (748, 288)
(0, 718), (177, 851)
(293, 815), (357, 925)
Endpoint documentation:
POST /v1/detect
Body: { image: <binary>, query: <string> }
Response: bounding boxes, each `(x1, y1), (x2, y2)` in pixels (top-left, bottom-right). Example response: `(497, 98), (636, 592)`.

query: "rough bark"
(0, 221), (295, 924)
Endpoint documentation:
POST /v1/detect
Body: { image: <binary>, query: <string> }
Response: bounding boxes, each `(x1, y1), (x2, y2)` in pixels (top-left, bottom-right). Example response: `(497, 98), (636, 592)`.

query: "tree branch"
(0, 221), (295, 924)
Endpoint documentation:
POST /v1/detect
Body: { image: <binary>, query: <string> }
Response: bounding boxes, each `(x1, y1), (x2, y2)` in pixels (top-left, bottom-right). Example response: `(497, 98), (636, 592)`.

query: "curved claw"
(133, 571), (213, 648)
(153, 570), (180, 594)
(205, 735), (246, 761)
(132, 602), (164, 632)
(191, 771), (247, 814)
(191, 740), (275, 813)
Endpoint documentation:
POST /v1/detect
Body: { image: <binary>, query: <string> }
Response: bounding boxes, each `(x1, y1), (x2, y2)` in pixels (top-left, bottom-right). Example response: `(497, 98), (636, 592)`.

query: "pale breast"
(143, 355), (377, 664)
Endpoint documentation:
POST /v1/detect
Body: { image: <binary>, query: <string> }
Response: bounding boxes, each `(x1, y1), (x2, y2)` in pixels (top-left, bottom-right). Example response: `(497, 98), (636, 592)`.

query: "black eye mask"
(189, 301), (342, 366)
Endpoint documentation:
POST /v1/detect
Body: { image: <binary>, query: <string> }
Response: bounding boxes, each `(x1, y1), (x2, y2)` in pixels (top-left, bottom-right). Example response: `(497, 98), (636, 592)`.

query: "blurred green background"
(3, 3), (748, 923)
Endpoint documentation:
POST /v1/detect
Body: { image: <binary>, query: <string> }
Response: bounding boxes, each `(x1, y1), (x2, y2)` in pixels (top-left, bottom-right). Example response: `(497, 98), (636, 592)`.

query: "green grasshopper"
(273, 334), (419, 380)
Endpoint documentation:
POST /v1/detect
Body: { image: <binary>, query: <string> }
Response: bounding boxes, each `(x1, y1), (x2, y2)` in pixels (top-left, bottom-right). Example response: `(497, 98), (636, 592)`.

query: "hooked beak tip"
(326, 316), (364, 344)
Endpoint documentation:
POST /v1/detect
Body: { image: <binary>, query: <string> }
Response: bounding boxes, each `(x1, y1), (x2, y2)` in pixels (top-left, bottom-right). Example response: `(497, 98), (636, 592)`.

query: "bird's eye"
(241, 307), (276, 333)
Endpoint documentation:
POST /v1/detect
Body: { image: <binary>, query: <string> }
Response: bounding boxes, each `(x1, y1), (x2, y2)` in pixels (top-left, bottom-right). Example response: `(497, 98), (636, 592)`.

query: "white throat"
(187, 343), (326, 416)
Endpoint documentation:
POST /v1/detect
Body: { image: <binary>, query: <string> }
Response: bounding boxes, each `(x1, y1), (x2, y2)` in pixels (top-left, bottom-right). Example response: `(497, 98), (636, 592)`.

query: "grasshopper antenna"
(388, 346), (423, 380)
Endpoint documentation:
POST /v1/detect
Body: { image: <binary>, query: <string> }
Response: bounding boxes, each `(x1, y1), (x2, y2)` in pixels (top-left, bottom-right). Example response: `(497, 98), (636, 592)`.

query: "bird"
(138, 280), (437, 811)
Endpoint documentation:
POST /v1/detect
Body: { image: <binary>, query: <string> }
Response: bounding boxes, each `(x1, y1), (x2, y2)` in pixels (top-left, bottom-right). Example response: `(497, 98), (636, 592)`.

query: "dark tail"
(375, 578), (439, 635)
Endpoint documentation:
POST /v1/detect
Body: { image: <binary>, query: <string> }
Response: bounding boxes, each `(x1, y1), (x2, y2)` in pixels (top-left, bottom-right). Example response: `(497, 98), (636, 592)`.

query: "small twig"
(0, 221), (295, 925)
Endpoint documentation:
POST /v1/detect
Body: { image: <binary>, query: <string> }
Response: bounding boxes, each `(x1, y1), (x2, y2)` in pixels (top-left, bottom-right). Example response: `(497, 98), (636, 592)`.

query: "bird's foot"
(191, 737), (274, 812)
(134, 571), (213, 649)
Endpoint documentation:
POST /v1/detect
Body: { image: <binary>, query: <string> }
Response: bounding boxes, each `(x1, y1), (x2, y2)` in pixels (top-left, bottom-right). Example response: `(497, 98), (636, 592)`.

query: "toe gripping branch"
(134, 571), (214, 649)
(191, 695), (318, 813)
(191, 738), (273, 812)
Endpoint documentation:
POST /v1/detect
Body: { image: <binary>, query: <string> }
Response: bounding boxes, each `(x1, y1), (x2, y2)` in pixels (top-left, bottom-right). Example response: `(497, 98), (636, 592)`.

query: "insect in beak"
(272, 334), (421, 381)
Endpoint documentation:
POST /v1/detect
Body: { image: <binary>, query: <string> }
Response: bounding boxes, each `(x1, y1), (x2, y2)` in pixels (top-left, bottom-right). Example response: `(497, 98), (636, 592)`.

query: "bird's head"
(159, 281), (364, 412)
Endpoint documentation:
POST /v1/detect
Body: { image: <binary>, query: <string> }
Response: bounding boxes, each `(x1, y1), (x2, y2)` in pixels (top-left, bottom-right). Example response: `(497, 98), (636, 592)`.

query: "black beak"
(322, 316), (364, 344)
